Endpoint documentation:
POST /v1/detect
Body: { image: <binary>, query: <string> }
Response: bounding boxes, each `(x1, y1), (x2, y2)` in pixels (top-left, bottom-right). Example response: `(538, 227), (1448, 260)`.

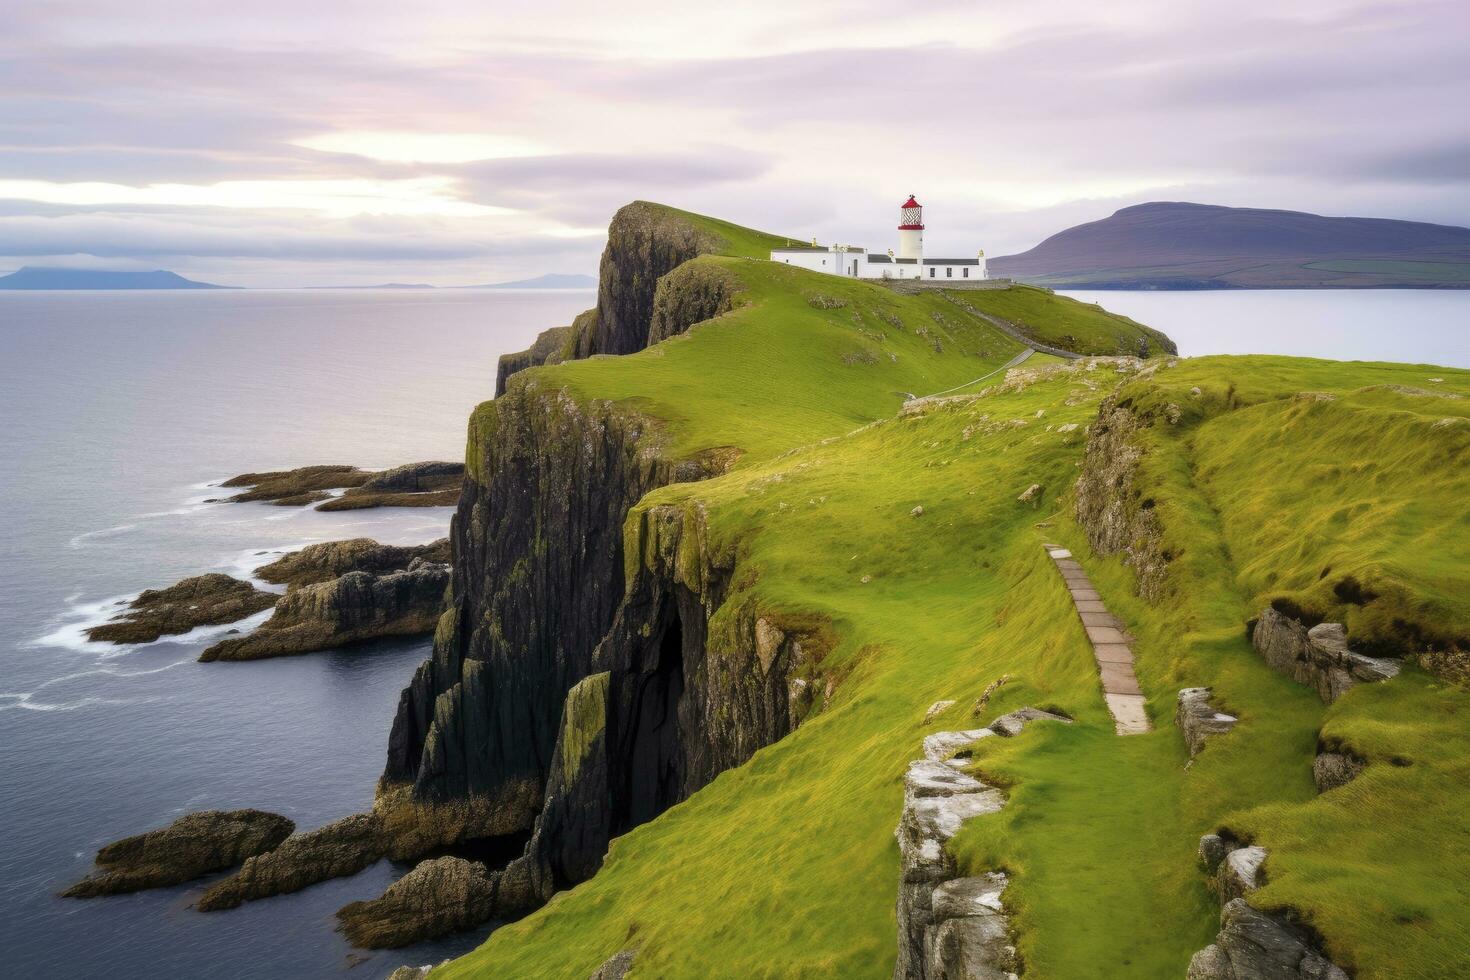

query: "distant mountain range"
(990, 202), (1470, 289)
(0, 267), (230, 290)
(462, 273), (597, 289)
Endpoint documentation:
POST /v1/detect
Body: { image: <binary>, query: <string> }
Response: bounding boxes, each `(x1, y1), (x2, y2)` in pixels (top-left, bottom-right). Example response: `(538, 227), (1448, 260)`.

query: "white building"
(769, 196), (988, 282)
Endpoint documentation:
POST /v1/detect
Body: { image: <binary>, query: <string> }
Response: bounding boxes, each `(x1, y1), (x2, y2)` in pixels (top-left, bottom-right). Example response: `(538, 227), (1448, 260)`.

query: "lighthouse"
(897, 195), (924, 262)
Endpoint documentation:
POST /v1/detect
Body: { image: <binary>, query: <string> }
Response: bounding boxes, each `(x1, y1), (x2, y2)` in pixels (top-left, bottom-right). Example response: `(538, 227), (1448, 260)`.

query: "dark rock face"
(199, 561), (448, 662)
(1176, 687), (1238, 758)
(646, 259), (737, 345)
(255, 538), (450, 590)
(1074, 394), (1169, 601)
(495, 320), (577, 397)
(577, 201), (721, 358)
(1251, 607), (1399, 703)
(63, 809), (294, 897)
(197, 812), (385, 911)
(1313, 750), (1367, 793)
(218, 465), (370, 504)
(85, 574), (277, 645)
(336, 856), (498, 948)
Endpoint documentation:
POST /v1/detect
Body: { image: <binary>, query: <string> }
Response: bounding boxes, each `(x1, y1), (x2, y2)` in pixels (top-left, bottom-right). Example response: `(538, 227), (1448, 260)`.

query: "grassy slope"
(653, 203), (794, 260)
(446, 249), (1469, 977)
(949, 282), (1177, 356)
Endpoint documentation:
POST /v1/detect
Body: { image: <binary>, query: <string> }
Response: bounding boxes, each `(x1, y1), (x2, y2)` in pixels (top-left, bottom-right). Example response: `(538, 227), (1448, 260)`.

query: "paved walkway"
(1042, 545), (1151, 735)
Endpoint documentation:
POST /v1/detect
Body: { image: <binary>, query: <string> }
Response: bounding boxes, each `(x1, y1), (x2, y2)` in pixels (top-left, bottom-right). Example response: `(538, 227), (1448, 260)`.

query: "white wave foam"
(68, 523), (139, 549)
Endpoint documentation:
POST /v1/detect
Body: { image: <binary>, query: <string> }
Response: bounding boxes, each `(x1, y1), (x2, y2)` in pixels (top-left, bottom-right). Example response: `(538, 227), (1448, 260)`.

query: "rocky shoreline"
(210, 460), (462, 511)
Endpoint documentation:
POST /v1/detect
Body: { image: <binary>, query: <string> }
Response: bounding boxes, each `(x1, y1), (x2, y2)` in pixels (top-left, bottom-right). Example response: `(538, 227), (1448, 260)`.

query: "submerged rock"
(197, 812), (385, 911)
(199, 561), (447, 662)
(1251, 607), (1399, 703)
(1176, 687), (1238, 758)
(255, 538), (450, 590)
(336, 856), (497, 948)
(85, 574), (277, 645)
(63, 809), (294, 898)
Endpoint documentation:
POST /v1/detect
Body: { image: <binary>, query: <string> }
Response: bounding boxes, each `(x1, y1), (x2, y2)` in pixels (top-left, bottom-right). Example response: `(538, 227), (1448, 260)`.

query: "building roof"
(771, 246), (832, 252)
(866, 254), (892, 263)
(922, 258), (980, 265)
(894, 257), (917, 264)
(901, 195), (922, 209)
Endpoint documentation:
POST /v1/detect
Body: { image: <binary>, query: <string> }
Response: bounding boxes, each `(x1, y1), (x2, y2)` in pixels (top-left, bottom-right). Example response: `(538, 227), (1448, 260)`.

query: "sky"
(2, 0), (1468, 286)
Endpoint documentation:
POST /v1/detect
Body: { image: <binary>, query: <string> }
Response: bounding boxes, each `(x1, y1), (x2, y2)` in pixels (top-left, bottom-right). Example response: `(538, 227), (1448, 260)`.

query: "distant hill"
(465, 273), (597, 289)
(307, 283), (436, 290)
(0, 267), (230, 290)
(990, 202), (1470, 288)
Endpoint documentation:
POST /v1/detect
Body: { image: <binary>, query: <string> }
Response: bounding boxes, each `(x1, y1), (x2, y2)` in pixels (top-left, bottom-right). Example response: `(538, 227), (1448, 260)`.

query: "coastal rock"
(218, 465), (369, 505)
(1190, 837), (1350, 979)
(1188, 900), (1349, 980)
(63, 809), (294, 898)
(85, 574), (277, 645)
(255, 538), (450, 590)
(495, 318), (580, 396)
(1251, 607), (1400, 702)
(197, 812), (385, 911)
(1074, 394), (1169, 600)
(199, 562), (448, 662)
(336, 856), (496, 948)
(646, 259), (737, 345)
(987, 706), (1071, 738)
(1176, 687), (1238, 758)
(316, 462), (463, 512)
(895, 721), (1027, 980)
(1313, 750), (1367, 793)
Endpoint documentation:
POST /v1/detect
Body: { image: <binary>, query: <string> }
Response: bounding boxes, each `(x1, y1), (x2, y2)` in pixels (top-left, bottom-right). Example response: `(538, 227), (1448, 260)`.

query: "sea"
(0, 287), (1466, 978)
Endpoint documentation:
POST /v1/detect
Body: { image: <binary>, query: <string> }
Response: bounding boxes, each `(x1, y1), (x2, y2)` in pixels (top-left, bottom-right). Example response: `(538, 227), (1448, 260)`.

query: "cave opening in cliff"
(430, 827), (533, 868)
(618, 602), (687, 833)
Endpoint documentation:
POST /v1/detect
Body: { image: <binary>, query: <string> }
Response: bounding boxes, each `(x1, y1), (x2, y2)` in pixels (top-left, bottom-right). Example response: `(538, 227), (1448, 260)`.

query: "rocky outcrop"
(646, 259), (738, 345)
(1250, 607), (1400, 703)
(1074, 394), (1169, 601)
(85, 574), (277, 644)
(197, 812), (386, 911)
(576, 201), (724, 358)
(589, 949), (636, 979)
(495, 321), (578, 397)
(317, 462), (463, 511)
(1313, 749), (1367, 793)
(336, 855), (498, 948)
(1190, 835), (1349, 980)
(1176, 687), (1238, 758)
(199, 561), (447, 662)
(216, 465), (370, 505)
(255, 538), (450, 590)
(895, 709), (1069, 979)
(63, 810), (294, 897)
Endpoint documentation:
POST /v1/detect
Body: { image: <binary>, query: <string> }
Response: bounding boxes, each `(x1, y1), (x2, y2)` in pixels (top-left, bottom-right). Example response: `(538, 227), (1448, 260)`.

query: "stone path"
(1042, 545), (1151, 735)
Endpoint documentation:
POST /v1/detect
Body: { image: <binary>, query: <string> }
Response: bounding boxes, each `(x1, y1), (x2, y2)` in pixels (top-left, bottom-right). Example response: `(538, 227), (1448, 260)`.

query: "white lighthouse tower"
(897, 195), (925, 262)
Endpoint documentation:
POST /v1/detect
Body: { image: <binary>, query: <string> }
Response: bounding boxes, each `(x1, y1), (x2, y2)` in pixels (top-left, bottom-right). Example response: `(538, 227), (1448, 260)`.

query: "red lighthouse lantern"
(897, 195), (925, 262)
(898, 195), (924, 230)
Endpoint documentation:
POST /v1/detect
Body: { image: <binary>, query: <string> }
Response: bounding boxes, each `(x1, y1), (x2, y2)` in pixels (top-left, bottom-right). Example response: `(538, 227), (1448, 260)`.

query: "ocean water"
(1059, 288), (1470, 367)
(2, 286), (1466, 978)
(0, 289), (594, 978)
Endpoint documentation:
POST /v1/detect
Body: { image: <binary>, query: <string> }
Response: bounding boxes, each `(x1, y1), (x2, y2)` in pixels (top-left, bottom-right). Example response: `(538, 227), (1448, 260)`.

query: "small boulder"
(1175, 688), (1237, 758)
(911, 505), (925, 518)
(1217, 845), (1267, 904)
(1017, 484), (1043, 506)
(1313, 751), (1367, 793)
(337, 855), (497, 948)
(988, 706), (1071, 738)
(1187, 899), (1348, 980)
(63, 809), (294, 897)
(589, 949), (636, 980)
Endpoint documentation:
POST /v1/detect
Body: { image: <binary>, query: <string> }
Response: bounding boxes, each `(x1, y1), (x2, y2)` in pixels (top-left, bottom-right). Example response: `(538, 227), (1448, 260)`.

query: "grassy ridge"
(446, 236), (1468, 976)
(948, 282), (1178, 356)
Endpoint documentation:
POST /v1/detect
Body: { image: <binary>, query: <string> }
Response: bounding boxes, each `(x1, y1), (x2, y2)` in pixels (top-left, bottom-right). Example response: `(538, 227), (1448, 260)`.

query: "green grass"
(946, 283), (1177, 356)
(445, 241), (1470, 977)
(649, 203), (794, 260)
